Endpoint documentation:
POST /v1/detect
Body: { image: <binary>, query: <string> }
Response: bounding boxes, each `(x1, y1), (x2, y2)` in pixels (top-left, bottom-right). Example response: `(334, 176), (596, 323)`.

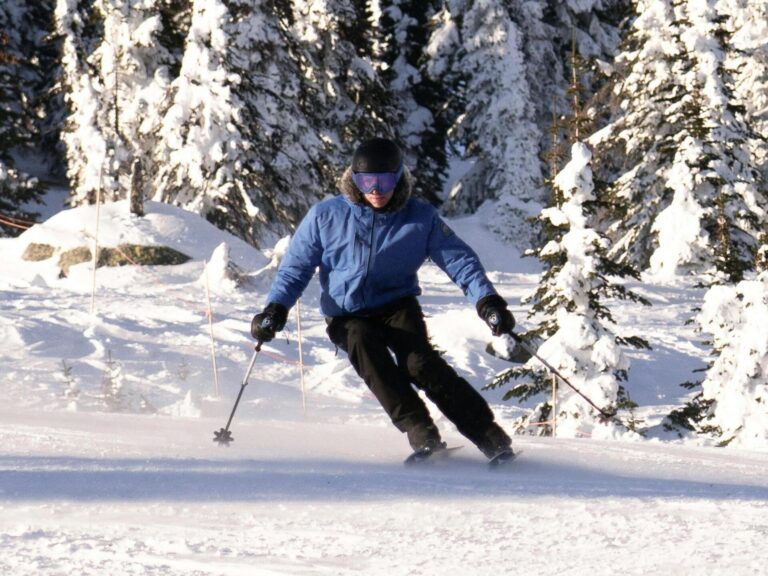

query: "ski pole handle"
(483, 302), (515, 335)
(250, 310), (280, 342)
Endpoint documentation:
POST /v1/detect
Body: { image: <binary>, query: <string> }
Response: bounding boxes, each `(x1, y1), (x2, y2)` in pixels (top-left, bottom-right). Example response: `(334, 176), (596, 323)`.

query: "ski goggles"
(351, 165), (403, 195)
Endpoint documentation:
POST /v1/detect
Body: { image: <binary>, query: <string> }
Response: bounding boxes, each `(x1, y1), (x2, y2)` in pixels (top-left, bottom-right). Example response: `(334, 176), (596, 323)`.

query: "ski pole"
(213, 341), (262, 446)
(507, 332), (616, 421)
(486, 312), (615, 421)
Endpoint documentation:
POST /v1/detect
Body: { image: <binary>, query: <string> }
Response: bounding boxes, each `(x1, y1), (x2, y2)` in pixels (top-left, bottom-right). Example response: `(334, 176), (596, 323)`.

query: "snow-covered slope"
(1, 201), (766, 575)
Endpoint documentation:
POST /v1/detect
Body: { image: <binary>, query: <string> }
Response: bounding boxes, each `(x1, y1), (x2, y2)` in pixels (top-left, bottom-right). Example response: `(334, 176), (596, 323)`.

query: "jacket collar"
(337, 166), (412, 213)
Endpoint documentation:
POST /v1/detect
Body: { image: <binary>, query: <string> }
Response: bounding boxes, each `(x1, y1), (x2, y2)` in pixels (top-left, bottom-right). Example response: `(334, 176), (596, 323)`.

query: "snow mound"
(198, 242), (244, 294)
(6, 200), (267, 267)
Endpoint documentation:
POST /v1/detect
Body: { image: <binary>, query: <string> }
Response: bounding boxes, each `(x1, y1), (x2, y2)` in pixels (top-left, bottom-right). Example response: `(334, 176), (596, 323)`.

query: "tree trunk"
(130, 159), (145, 216)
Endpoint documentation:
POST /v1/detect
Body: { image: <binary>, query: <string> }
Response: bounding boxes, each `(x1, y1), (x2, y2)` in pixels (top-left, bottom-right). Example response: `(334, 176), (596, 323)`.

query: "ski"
(488, 448), (521, 469)
(404, 446), (522, 468)
(404, 445), (463, 465)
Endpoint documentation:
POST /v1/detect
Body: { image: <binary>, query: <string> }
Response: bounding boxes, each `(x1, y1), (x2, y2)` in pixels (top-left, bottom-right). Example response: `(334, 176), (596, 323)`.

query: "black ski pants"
(326, 297), (496, 447)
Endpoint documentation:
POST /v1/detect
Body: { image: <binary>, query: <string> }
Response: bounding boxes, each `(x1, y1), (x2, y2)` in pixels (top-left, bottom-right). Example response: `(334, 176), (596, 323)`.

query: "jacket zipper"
(361, 210), (378, 308)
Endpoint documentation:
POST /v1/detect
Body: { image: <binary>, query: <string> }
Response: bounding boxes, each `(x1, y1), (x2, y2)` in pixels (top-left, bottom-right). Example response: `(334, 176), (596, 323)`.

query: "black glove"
(251, 303), (288, 342)
(476, 294), (515, 336)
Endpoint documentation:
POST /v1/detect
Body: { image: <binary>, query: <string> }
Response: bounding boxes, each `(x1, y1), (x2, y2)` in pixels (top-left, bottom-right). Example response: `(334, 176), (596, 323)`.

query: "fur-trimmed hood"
(337, 166), (413, 212)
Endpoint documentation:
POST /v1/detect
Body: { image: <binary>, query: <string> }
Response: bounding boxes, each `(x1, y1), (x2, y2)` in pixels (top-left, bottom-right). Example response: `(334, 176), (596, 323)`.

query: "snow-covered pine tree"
(376, 0), (446, 204)
(720, 0), (768, 186)
(1, 1), (41, 156)
(92, 0), (175, 205)
(594, 0), (766, 281)
(0, 0), (45, 235)
(153, 0), (255, 241)
(670, 271), (768, 449)
(509, 0), (631, 162)
(57, 0), (174, 207)
(231, 0), (328, 235)
(414, 1), (629, 246)
(291, 0), (394, 170)
(0, 161), (43, 236)
(0, 155), (42, 236)
(424, 0), (544, 248)
(0, 1), (56, 156)
(13, 0), (63, 178)
(55, 0), (114, 205)
(156, 0), (192, 78)
(155, 0), (325, 245)
(487, 141), (649, 438)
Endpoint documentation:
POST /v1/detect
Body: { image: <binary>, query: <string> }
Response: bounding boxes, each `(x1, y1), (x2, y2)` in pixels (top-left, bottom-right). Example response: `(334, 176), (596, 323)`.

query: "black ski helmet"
(352, 137), (403, 173)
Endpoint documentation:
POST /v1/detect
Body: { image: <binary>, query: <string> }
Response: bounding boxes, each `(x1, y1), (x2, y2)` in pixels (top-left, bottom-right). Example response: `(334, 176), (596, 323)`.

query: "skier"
(251, 137), (515, 462)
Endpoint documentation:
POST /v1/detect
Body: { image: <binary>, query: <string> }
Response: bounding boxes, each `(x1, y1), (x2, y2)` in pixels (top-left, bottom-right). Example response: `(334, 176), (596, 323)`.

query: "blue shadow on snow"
(1, 454), (767, 503)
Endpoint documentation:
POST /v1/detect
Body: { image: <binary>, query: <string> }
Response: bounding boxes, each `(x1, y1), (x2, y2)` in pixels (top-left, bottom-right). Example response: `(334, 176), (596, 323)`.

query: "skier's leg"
(384, 299), (511, 457)
(326, 316), (441, 449)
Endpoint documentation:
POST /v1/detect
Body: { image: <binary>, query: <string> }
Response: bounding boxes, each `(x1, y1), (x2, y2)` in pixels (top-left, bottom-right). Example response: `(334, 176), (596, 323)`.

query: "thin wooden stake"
(204, 260), (221, 397)
(296, 299), (307, 414)
(90, 163), (104, 315)
(551, 373), (558, 438)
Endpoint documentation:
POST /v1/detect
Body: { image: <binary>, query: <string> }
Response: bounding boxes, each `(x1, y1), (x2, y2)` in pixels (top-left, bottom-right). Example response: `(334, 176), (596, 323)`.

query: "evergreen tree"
(1, 1), (60, 161)
(720, 0), (768, 185)
(56, 0), (175, 207)
(0, 9), (24, 154)
(0, 158), (43, 236)
(154, 0), (326, 246)
(487, 142), (649, 437)
(94, 0), (176, 204)
(0, 0), (45, 235)
(153, 0), (256, 241)
(235, 0), (329, 236)
(1, 1), (41, 155)
(156, 0), (192, 79)
(425, 0), (544, 249)
(510, 0), (631, 160)
(17, 0), (63, 178)
(377, 0), (446, 204)
(291, 0), (394, 170)
(56, 0), (114, 204)
(414, 0), (630, 248)
(669, 271), (768, 448)
(595, 0), (766, 280)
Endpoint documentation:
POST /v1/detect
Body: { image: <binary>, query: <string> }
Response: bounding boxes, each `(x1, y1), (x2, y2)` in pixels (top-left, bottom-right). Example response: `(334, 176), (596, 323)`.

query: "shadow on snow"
(1, 454), (766, 503)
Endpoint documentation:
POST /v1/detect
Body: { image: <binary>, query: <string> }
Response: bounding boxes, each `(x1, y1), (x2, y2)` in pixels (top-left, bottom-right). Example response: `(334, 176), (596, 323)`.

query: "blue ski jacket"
(266, 168), (498, 317)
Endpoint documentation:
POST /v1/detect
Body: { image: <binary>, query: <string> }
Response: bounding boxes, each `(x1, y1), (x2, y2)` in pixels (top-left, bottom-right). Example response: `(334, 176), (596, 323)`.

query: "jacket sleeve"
(426, 210), (498, 306)
(266, 205), (323, 310)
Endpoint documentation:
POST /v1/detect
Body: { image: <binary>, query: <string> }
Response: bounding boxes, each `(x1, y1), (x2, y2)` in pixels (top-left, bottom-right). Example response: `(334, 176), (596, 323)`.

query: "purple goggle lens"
(352, 165), (403, 195)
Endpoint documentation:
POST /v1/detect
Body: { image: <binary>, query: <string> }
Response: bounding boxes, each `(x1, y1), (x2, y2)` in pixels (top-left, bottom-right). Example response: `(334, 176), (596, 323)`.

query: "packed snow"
(1, 200), (767, 575)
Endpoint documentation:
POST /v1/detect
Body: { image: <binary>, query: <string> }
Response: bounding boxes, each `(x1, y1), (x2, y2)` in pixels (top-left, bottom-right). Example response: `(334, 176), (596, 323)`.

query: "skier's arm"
(252, 208), (323, 342)
(265, 205), (323, 311)
(426, 211), (515, 335)
(426, 212), (497, 305)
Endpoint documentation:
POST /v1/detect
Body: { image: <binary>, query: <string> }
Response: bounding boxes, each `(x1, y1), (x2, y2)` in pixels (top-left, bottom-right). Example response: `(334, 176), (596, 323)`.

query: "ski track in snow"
(1, 202), (767, 574)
